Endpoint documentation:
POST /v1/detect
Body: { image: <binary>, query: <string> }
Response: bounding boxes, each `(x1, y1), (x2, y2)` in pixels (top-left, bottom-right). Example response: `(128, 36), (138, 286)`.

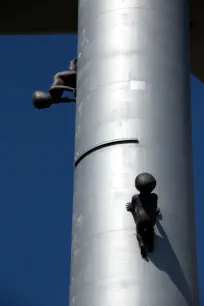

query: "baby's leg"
(136, 224), (147, 258)
(61, 71), (76, 87)
(49, 71), (77, 100)
(49, 72), (65, 100)
(146, 227), (155, 252)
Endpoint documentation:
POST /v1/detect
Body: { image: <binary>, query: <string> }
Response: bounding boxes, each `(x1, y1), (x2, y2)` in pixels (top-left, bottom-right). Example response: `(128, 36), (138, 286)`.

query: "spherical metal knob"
(32, 91), (52, 109)
(135, 172), (156, 193)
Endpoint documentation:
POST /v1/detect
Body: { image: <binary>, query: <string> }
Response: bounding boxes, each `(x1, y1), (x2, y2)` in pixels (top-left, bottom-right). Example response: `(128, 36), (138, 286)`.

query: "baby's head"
(135, 172), (156, 194)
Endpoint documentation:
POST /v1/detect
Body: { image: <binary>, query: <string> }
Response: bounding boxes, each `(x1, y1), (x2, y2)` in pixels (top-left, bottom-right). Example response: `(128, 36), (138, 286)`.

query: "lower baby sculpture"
(126, 173), (161, 258)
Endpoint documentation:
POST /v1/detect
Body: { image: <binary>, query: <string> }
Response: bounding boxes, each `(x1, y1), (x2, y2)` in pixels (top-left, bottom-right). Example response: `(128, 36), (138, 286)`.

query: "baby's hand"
(125, 202), (134, 212)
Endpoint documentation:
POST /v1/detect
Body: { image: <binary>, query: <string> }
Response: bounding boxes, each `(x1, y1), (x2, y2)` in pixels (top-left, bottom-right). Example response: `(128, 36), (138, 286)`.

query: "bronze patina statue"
(32, 58), (77, 110)
(126, 173), (161, 258)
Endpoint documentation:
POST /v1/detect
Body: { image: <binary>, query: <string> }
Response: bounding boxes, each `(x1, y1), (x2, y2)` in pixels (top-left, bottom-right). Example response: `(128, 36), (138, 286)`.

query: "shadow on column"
(148, 221), (193, 306)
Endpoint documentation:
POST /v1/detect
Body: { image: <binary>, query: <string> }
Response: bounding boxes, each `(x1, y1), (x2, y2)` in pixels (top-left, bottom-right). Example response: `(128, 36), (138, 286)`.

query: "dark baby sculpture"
(126, 173), (161, 258)
(32, 58), (77, 110)
(49, 57), (77, 100)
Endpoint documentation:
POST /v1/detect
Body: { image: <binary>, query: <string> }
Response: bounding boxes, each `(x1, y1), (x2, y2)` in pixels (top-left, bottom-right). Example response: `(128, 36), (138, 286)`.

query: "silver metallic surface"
(70, 0), (199, 305)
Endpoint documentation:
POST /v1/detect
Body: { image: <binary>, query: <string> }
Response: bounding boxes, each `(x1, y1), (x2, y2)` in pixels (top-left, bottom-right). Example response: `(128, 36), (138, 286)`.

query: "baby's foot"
(140, 245), (147, 258)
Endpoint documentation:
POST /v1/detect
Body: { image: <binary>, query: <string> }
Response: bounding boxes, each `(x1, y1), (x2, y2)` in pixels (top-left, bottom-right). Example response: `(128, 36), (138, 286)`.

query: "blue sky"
(0, 35), (202, 305)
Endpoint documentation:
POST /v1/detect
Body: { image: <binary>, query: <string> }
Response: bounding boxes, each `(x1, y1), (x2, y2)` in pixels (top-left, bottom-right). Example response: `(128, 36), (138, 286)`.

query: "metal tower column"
(70, 1), (199, 305)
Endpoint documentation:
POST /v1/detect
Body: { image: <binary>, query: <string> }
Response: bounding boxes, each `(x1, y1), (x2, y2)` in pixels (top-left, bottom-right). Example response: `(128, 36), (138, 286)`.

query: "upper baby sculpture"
(32, 58), (77, 109)
(126, 173), (161, 258)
